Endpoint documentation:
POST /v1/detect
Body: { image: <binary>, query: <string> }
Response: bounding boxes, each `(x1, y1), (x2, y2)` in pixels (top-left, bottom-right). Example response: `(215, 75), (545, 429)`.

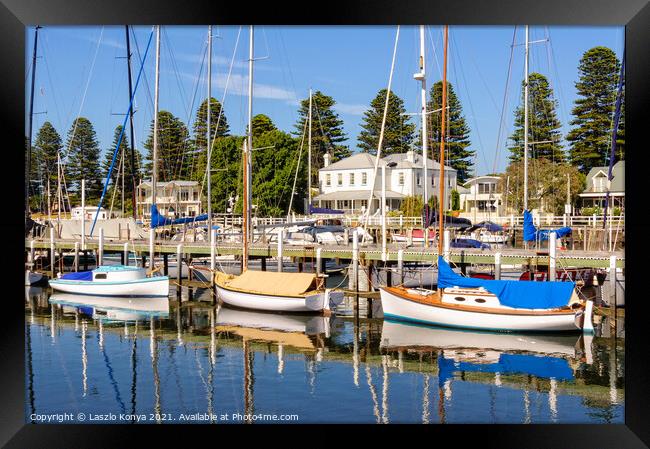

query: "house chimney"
(323, 153), (331, 167)
(406, 149), (415, 163)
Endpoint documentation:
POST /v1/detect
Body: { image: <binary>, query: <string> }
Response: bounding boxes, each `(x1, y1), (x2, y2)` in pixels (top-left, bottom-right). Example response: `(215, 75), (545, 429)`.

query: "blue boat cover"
(451, 238), (490, 249)
(469, 221), (503, 233)
(309, 205), (344, 215)
(438, 352), (573, 386)
(523, 210), (572, 242)
(437, 256), (574, 309)
(60, 271), (93, 281)
(151, 204), (209, 228)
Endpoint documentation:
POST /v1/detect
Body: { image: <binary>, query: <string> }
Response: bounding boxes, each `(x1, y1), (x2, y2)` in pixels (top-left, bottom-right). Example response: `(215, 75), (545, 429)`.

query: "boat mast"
(26, 25), (40, 223)
(437, 26), (449, 257)
(207, 25), (213, 233)
(152, 26), (161, 214)
(416, 25), (429, 206)
(308, 88), (312, 212)
(242, 25), (254, 272)
(125, 26), (138, 220)
(523, 25), (529, 212)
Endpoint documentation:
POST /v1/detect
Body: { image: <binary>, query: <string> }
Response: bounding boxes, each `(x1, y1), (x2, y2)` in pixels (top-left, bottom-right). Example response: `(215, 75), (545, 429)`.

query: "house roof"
(583, 160), (625, 193)
(320, 151), (456, 172)
(463, 175), (501, 186)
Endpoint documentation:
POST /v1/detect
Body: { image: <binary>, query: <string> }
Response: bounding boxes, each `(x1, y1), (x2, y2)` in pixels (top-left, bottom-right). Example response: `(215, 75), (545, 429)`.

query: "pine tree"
(65, 117), (102, 199)
(427, 81), (474, 182)
(294, 91), (349, 190)
(567, 47), (622, 173)
(143, 111), (192, 182)
(101, 125), (142, 196)
(192, 97), (230, 176)
(358, 89), (415, 155)
(508, 73), (564, 164)
(251, 114), (277, 139)
(32, 121), (63, 192)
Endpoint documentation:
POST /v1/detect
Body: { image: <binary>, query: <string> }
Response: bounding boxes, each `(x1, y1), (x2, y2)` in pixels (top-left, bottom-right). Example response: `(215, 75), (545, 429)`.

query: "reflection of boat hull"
(380, 287), (582, 332)
(380, 320), (578, 356)
(216, 306), (329, 335)
(49, 276), (169, 297)
(49, 294), (169, 321)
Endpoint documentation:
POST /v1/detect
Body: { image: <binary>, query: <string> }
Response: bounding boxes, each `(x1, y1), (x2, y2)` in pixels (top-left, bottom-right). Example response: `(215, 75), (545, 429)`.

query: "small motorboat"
(49, 265), (169, 297)
(25, 269), (45, 286)
(214, 270), (343, 313)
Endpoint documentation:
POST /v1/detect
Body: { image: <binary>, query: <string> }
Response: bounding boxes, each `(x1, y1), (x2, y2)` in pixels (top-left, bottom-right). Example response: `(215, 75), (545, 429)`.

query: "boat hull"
(380, 287), (580, 332)
(49, 276), (170, 297)
(25, 270), (45, 286)
(215, 282), (343, 313)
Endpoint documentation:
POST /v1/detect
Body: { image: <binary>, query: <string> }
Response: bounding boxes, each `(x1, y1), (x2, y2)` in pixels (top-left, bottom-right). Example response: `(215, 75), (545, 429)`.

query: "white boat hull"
(216, 283), (343, 313)
(380, 287), (580, 332)
(25, 270), (44, 286)
(49, 276), (170, 297)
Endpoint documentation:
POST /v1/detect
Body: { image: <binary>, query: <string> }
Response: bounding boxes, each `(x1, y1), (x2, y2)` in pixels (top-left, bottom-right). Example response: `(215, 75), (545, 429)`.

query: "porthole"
(454, 297), (466, 302)
(474, 298), (486, 304)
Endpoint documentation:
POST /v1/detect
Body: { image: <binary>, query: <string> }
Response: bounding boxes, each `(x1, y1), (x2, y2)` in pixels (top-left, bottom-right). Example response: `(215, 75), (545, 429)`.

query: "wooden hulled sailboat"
(213, 26), (342, 313)
(379, 26), (594, 333)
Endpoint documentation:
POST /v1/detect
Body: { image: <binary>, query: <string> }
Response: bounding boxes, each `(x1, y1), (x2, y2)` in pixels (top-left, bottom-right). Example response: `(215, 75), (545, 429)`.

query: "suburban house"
(313, 150), (457, 214)
(71, 206), (108, 220)
(136, 180), (202, 219)
(578, 160), (625, 212)
(458, 175), (504, 221)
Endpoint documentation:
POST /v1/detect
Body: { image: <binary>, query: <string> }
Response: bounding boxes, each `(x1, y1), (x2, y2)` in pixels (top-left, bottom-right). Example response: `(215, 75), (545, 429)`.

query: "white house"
(71, 206), (108, 220)
(458, 175), (504, 221)
(137, 180), (202, 219)
(313, 150), (457, 214)
(578, 161), (625, 212)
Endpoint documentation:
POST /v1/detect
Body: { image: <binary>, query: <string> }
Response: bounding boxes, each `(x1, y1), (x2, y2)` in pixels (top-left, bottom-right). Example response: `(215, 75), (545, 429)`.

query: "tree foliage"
(567, 47), (623, 173)
(508, 73), (564, 163)
(101, 126), (143, 209)
(294, 91), (349, 190)
(427, 81), (474, 182)
(399, 195), (424, 216)
(143, 110), (192, 182)
(499, 158), (585, 214)
(358, 89), (415, 155)
(65, 117), (102, 199)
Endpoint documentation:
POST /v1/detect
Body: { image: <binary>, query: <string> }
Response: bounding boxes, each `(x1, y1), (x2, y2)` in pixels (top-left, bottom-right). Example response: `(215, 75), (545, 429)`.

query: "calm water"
(25, 286), (624, 424)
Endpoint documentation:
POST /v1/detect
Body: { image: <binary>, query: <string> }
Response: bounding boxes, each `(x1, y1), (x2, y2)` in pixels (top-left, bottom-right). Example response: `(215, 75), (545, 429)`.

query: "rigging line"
(64, 26), (105, 169)
(492, 26), (517, 175)
(200, 26), (243, 202)
(90, 27), (155, 237)
(545, 27), (570, 137)
(40, 30), (65, 133)
(427, 26), (443, 81)
(286, 115), (309, 217)
(362, 25), (400, 241)
(185, 40), (209, 181)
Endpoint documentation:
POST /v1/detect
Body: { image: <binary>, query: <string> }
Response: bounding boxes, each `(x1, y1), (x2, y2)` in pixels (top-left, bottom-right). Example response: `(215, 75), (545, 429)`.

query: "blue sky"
(26, 25), (624, 175)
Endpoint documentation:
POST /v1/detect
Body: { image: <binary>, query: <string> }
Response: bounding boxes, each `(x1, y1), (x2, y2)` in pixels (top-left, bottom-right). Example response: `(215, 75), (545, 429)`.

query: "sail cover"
(309, 204), (344, 215)
(437, 256), (574, 309)
(150, 204), (209, 228)
(523, 210), (571, 242)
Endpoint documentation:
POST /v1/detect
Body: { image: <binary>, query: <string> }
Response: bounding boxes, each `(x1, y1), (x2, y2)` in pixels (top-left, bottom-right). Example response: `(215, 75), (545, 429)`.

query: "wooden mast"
(125, 26), (138, 220)
(26, 26), (40, 222)
(437, 26), (449, 256)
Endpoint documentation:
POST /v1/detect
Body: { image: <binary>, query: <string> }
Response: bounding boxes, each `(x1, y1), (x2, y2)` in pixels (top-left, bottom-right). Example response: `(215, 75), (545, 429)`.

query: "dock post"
(443, 230), (451, 261)
(163, 254), (169, 276)
(50, 231), (56, 278)
(176, 244), (183, 298)
(98, 227), (104, 266)
(352, 229), (359, 293)
(210, 228), (217, 277)
(316, 248), (322, 276)
(424, 228), (429, 248)
(609, 255), (617, 309)
(549, 232), (557, 281)
(149, 228), (155, 270)
(73, 242), (79, 272)
(495, 252), (501, 280)
(386, 264), (392, 287)
(298, 258), (303, 273)
(397, 249), (404, 285)
(83, 250), (89, 271)
(277, 229), (284, 273)
(123, 242), (129, 267)
(261, 257), (267, 271)
(407, 228), (413, 247)
(344, 228), (349, 246)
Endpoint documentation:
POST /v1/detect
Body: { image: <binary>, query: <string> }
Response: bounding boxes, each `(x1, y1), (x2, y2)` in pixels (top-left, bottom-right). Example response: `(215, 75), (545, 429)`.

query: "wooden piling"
(98, 227), (104, 266)
(277, 229), (284, 273)
(494, 252), (501, 280)
(163, 254), (169, 276)
(50, 230), (55, 278)
(316, 248), (322, 276)
(549, 232), (557, 281)
(123, 242), (129, 267)
(176, 244), (183, 298)
(609, 255), (617, 333)
(261, 257), (267, 271)
(397, 249), (404, 285)
(74, 242), (79, 272)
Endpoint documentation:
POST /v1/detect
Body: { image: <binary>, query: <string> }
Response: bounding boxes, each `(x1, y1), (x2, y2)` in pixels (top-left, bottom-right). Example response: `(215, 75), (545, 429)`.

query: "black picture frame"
(2, 0), (648, 446)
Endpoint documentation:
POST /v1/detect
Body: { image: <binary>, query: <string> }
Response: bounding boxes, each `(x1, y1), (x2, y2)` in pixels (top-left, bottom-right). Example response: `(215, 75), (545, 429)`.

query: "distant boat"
(25, 269), (45, 286)
(49, 265), (169, 297)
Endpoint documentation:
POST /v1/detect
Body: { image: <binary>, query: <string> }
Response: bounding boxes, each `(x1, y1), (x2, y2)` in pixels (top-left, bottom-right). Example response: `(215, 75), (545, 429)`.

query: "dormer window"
(593, 173), (607, 192)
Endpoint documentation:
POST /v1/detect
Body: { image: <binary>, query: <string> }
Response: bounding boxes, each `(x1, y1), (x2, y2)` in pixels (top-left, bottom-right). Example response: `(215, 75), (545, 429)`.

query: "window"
(337, 173), (343, 186)
(179, 190), (189, 201)
(398, 172), (405, 186)
(416, 173), (421, 186)
(359, 199), (367, 209)
(478, 183), (495, 194)
(326, 174), (331, 186)
(350, 173), (355, 185)
(193, 191), (198, 201)
(361, 172), (367, 186)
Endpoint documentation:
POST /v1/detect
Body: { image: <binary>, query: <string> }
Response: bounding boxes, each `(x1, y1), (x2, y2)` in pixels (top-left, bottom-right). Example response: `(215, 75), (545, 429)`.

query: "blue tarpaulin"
(438, 352), (573, 386)
(150, 204), (209, 228)
(309, 205), (344, 215)
(451, 238), (490, 249)
(60, 271), (93, 281)
(469, 221), (503, 233)
(437, 256), (575, 309)
(523, 210), (572, 242)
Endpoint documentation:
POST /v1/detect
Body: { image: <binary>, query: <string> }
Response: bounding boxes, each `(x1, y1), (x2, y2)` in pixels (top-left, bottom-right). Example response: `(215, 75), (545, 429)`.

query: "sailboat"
(213, 26), (343, 313)
(379, 26), (594, 333)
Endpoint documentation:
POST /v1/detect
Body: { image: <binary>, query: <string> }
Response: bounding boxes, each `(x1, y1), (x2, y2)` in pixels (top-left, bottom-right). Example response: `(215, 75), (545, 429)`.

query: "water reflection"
(24, 288), (624, 424)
